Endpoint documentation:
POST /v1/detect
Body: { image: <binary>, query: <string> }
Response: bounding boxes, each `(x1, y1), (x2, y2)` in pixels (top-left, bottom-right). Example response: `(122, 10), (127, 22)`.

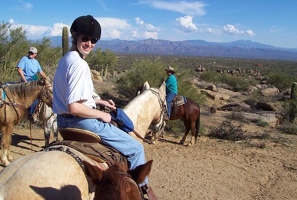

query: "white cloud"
(16, 2), (33, 13)
(96, 17), (131, 39)
(47, 23), (68, 37)
(131, 17), (159, 39)
(8, 19), (67, 38)
(135, 17), (158, 32)
(176, 15), (198, 32)
(206, 28), (214, 33)
(151, 1), (206, 16)
(223, 24), (255, 37)
(142, 31), (158, 39)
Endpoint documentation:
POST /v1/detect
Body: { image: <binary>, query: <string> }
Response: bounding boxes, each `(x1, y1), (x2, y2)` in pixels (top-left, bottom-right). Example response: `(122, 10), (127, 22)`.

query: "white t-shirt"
(53, 51), (96, 114)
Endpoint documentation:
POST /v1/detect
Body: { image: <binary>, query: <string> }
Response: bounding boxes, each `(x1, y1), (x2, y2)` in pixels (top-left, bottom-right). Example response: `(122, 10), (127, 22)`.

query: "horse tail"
(195, 103), (201, 143)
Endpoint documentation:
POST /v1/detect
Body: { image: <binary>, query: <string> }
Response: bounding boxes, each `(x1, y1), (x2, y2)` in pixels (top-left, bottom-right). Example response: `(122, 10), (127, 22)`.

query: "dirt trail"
(1, 110), (297, 200)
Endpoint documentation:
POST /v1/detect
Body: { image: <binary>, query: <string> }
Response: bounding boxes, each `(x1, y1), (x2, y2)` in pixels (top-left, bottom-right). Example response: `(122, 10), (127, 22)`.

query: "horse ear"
(83, 160), (104, 183)
(128, 160), (153, 184)
(159, 81), (166, 94)
(143, 81), (150, 90)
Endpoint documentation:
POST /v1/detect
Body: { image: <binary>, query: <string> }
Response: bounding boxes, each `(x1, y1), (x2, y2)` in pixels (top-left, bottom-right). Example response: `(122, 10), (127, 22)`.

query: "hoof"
(186, 143), (192, 147)
(2, 159), (11, 167)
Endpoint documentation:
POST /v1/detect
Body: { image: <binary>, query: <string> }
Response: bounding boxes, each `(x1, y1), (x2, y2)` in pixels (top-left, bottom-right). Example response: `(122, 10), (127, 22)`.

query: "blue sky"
(1, 0), (296, 49)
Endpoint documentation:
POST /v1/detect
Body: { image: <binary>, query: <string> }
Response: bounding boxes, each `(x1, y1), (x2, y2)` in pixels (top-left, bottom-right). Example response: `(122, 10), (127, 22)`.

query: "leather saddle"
(172, 95), (186, 107)
(48, 127), (127, 167)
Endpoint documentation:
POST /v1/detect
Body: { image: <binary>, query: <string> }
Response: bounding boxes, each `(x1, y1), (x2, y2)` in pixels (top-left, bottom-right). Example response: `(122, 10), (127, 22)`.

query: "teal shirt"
(165, 74), (178, 94)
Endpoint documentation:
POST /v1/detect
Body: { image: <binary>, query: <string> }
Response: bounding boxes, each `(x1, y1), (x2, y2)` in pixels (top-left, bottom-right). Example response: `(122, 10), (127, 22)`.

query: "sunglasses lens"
(81, 36), (98, 44)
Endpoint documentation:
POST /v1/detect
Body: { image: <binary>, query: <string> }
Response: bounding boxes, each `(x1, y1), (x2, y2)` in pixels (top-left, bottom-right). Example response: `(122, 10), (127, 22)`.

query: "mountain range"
(50, 37), (297, 60)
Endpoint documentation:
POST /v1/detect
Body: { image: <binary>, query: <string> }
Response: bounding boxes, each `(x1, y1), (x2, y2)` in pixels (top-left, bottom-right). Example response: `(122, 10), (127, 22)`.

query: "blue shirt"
(165, 74), (178, 94)
(18, 56), (42, 81)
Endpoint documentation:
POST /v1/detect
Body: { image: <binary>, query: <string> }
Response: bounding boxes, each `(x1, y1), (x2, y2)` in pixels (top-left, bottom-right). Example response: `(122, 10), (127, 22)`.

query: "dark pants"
(166, 92), (176, 117)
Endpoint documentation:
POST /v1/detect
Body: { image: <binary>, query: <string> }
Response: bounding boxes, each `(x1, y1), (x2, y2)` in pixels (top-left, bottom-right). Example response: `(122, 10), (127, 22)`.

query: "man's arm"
(39, 71), (47, 79)
(17, 67), (27, 82)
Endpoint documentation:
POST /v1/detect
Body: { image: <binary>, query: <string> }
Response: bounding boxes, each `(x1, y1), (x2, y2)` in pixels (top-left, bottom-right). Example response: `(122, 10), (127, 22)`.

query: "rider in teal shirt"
(165, 66), (178, 120)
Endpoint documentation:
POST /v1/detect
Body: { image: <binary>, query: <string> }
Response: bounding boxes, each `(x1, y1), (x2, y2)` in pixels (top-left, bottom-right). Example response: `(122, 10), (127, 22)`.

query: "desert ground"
(0, 105), (296, 200)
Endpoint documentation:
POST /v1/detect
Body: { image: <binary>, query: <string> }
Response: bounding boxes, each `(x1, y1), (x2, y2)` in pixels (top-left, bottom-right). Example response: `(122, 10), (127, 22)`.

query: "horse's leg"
(44, 121), (51, 146)
(180, 120), (190, 146)
(0, 124), (13, 166)
(52, 117), (58, 142)
(188, 120), (197, 146)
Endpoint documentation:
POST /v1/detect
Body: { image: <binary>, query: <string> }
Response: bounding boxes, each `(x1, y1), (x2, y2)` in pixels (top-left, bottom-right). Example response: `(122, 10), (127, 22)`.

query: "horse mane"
(95, 163), (131, 200)
(4, 81), (40, 99)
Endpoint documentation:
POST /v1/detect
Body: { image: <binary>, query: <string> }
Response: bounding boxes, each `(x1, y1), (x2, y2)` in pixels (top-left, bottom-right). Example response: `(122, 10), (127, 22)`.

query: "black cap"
(70, 15), (101, 40)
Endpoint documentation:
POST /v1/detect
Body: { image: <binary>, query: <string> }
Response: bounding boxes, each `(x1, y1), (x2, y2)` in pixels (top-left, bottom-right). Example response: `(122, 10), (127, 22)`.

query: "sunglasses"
(81, 36), (98, 44)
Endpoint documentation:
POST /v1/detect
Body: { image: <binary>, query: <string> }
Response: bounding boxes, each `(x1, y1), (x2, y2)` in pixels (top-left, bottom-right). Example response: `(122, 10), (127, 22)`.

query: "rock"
(218, 103), (251, 112)
(256, 102), (277, 111)
(261, 87), (279, 97)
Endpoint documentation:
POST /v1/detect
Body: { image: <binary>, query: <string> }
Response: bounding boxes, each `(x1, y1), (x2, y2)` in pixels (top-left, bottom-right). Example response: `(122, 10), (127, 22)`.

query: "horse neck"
(124, 90), (160, 134)
(6, 82), (43, 108)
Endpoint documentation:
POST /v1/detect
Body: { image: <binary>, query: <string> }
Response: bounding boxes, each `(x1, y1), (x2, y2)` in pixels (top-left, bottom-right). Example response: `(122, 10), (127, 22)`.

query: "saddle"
(52, 128), (127, 166)
(172, 95), (186, 107)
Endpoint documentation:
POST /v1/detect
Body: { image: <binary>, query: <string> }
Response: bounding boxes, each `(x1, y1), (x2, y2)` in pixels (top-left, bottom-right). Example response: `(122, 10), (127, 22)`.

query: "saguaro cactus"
(289, 82), (297, 122)
(62, 26), (69, 56)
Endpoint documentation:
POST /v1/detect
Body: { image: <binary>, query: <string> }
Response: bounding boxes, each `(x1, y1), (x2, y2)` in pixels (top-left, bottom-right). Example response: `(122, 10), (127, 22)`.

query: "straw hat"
(165, 66), (175, 73)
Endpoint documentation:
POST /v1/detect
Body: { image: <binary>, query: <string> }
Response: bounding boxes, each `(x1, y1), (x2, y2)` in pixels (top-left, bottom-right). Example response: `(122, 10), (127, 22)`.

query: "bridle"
(38, 80), (53, 108)
(148, 88), (167, 132)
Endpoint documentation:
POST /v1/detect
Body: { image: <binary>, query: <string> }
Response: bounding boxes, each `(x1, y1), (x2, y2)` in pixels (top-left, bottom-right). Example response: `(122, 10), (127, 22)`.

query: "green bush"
(267, 72), (296, 91)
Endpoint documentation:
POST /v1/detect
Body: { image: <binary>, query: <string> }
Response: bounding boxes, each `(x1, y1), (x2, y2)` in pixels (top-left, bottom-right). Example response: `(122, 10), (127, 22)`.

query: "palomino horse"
(138, 81), (201, 146)
(0, 82), (166, 199)
(33, 101), (58, 146)
(0, 78), (52, 166)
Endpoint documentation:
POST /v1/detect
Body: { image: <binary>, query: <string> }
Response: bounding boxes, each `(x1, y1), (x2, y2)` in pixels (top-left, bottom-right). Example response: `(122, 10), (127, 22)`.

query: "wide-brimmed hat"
(165, 66), (175, 73)
(28, 47), (37, 54)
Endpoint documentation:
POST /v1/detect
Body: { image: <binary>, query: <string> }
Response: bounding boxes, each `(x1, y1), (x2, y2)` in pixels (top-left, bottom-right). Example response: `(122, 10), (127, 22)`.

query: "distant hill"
(50, 37), (297, 60)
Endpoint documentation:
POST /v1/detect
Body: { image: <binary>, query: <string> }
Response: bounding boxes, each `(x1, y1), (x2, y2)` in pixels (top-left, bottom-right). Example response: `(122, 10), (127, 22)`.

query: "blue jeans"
(29, 100), (38, 115)
(57, 116), (148, 186)
(166, 92), (176, 117)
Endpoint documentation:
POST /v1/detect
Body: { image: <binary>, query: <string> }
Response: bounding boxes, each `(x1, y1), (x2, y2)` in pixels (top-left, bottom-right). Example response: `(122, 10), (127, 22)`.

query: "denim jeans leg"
(29, 100), (38, 115)
(166, 92), (175, 117)
(57, 116), (149, 185)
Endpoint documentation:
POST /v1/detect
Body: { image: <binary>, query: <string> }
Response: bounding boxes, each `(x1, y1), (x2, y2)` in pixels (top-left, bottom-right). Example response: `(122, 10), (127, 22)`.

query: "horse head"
(144, 81), (167, 132)
(83, 160), (153, 200)
(38, 77), (53, 108)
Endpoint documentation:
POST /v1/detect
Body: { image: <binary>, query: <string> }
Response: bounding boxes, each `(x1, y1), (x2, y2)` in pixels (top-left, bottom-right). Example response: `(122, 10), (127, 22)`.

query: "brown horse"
(138, 81), (201, 146)
(0, 78), (53, 166)
(170, 96), (201, 146)
(84, 160), (153, 200)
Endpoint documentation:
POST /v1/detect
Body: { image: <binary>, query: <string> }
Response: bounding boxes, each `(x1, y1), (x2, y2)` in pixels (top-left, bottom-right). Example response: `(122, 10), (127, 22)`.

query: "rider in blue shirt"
(17, 47), (47, 123)
(164, 66), (178, 120)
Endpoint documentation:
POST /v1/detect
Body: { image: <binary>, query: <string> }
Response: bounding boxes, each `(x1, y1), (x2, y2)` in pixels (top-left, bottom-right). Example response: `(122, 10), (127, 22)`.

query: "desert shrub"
(228, 112), (248, 123)
(281, 99), (297, 123)
(208, 120), (247, 141)
(199, 71), (220, 83)
(116, 58), (205, 103)
(220, 74), (250, 92)
(278, 122), (297, 135)
(267, 72), (296, 91)
(255, 119), (269, 127)
(116, 58), (165, 98)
